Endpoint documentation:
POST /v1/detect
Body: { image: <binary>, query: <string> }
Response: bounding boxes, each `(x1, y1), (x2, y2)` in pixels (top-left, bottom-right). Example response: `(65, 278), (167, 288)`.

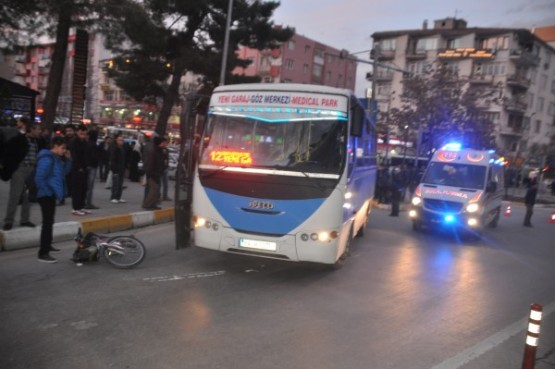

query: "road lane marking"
(143, 270), (226, 282)
(430, 300), (555, 369)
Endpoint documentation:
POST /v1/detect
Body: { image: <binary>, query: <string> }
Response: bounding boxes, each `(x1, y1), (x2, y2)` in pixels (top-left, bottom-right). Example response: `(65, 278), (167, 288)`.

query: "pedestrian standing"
(109, 134), (127, 203)
(523, 174), (538, 227)
(98, 136), (112, 182)
(1, 120), (42, 230)
(142, 136), (167, 210)
(69, 125), (89, 216)
(129, 141), (141, 182)
(84, 129), (100, 209)
(161, 142), (172, 201)
(35, 136), (72, 263)
(389, 166), (403, 217)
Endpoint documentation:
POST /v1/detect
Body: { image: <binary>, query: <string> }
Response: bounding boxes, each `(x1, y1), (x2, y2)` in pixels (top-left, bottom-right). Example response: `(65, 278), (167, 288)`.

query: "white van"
(409, 143), (505, 235)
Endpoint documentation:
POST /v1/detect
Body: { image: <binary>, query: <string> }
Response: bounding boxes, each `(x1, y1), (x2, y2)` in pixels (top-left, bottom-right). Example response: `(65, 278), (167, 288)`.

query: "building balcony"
(376, 50), (395, 60)
(468, 74), (494, 85)
(499, 125), (524, 137)
(375, 72), (394, 82)
(405, 50), (427, 60)
(504, 98), (527, 114)
(509, 49), (539, 66)
(506, 74), (530, 89)
(38, 66), (49, 75)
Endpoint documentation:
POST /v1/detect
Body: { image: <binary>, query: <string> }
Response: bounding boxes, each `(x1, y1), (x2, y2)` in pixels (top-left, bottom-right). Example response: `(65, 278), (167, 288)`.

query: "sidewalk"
(0, 176), (175, 251)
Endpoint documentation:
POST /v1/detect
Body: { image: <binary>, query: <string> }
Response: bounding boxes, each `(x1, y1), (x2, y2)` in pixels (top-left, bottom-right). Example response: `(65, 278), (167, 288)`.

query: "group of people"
(376, 164), (423, 217)
(0, 118), (172, 264)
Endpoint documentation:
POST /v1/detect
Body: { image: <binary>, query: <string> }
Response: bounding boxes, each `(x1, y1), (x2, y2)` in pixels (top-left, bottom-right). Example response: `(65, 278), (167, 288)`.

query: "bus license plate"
(239, 238), (277, 251)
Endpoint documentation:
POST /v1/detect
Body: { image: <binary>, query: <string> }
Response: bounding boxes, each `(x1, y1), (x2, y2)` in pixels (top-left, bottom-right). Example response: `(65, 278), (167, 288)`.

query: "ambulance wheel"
(488, 207), (500, 228)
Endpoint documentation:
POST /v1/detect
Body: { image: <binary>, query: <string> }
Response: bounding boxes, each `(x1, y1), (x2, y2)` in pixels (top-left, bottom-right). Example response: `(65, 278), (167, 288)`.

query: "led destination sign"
(213, 91), (348, 111)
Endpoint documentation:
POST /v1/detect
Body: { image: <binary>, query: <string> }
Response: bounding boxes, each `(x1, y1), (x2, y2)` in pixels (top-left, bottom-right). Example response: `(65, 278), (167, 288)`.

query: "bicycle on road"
(73, 228), (146, 269)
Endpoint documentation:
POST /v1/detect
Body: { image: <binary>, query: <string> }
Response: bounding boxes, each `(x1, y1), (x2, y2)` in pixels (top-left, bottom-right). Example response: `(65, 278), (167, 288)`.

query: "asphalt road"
(1, 205), (554, 369)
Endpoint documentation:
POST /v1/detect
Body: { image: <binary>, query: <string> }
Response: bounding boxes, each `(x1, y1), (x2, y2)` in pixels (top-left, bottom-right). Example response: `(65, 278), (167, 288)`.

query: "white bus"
(191, 83), (377, 267)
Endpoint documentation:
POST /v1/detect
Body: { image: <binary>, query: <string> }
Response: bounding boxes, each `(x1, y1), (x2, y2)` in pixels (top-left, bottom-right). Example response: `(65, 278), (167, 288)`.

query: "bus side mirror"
(351, 106), (363, 137)
(487, 182), (497, 193)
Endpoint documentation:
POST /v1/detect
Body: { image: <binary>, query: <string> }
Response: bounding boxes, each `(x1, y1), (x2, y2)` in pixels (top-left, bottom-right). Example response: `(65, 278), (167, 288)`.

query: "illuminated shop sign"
(437, 48), (495, 59)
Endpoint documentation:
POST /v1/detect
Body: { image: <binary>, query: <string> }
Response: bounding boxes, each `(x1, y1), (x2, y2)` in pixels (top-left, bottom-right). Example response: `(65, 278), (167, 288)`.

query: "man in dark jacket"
(1, 121), (41, 230)
(142, 136), (168, 210)
(69, 125), (89, 216)
(523, 174), (538, 227)
(110, 134), (127, 203)
(84, 128), (100, 209)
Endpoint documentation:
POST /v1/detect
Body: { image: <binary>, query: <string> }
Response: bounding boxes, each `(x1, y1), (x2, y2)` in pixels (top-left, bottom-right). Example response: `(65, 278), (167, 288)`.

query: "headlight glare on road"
(411, 196), (422, 206)
(466, 203), (479, 213)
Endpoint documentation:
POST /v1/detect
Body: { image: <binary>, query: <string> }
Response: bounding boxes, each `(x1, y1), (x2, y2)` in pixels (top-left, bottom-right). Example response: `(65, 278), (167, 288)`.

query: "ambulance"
(409, 143), (505, 235)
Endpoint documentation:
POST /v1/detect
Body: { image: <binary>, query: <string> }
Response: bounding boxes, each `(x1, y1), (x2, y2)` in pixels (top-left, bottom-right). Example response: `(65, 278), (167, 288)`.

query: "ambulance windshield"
(422, 162), (486, 190)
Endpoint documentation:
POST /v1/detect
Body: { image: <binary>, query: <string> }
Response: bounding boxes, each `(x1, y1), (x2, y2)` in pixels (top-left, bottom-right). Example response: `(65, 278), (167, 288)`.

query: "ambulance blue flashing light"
(444, 214), (455, 223)
(442, 143), (462, 151)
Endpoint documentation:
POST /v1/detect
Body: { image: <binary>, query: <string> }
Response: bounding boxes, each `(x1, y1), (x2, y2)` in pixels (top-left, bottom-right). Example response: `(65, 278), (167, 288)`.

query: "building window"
(551, 80), (555, 94)
(104, 91), (114, 101)
(530, 70), (537, 84)
(416, 38), (438, 51)
(481, 36), (509, 50)
(482, 63), (505, 75)
(313, 64), (323, 79)
(377, 83), (391, 97)
(447, 38), (462, 49)
(529, 92), (534, 107)
(303, 64), (309, 74)
(285, 59), (294, 70)
(548, 102), (555, 116)
(380, 38), (396, 50)
(408, 61), (426, 75)
(327, 71), (332, 80)
(538, 97), (545, 112)
(288, 40), (295, 50)
(535, 120), (542, 133)
(304, 45), (310, 54)
(540, 74), (547, 91)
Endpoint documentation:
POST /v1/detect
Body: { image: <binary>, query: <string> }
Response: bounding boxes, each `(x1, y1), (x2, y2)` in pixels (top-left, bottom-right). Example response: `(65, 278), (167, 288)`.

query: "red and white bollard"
(522, 303), (543, 369)
(504, 204), (512, 217)
(549, 211), (555, 224)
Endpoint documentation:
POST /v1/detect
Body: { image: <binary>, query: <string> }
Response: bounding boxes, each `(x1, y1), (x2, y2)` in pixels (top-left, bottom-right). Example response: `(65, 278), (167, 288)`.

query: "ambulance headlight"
(466, 203), (479, 213)
(411, 196), (422, 206)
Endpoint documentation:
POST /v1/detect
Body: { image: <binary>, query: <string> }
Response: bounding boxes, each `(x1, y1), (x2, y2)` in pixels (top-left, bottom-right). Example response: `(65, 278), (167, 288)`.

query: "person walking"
(84, 128), (100, 209)
(1, 121), (42, 230)
(523, 174), (538, 227)
(109, 134), (127, 203)
(142, 136), (167, 210)
(35, 136), (72, 263)
(69, 124), (89, 216)
(388, 166), (404, 217)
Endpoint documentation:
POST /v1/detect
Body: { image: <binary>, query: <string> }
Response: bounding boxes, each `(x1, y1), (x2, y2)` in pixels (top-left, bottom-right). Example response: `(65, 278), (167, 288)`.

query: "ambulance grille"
(424, 199), (463, 212)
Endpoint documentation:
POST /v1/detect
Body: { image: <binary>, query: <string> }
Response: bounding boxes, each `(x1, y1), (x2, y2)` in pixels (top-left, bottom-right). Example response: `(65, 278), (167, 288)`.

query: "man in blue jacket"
(35, 136), (72, 263)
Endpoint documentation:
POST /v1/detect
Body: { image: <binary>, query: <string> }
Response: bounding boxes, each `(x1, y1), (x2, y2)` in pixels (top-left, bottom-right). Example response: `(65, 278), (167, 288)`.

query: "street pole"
(219, 0), (233, 86)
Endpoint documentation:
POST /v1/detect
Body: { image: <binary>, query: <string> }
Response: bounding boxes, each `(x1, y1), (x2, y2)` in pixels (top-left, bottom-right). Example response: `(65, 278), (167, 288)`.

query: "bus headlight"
(411, 196), (422, 206)
(466, 203), (479, 213)
(192, 216), (206, 228)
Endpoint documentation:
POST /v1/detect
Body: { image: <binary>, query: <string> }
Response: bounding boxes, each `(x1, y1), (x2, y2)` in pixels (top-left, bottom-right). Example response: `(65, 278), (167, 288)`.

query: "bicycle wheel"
(103, 236), (146, 269)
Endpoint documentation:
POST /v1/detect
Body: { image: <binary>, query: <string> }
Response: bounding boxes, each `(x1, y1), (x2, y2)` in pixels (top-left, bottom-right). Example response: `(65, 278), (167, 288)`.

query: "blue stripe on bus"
(205, 188), (325, 235)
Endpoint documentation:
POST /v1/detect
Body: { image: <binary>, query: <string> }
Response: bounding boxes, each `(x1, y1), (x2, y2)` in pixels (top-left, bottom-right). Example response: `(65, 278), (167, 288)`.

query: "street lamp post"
(219, 0), (234, 86)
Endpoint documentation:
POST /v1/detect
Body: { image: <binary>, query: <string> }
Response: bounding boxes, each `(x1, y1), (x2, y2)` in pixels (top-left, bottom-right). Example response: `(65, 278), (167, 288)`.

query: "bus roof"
(213, 83), (353, 97)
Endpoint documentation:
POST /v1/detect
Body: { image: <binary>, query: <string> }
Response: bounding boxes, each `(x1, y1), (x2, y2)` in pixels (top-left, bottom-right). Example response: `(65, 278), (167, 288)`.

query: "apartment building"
(234, 33), (357, 90)
(371, 17), (555, 161)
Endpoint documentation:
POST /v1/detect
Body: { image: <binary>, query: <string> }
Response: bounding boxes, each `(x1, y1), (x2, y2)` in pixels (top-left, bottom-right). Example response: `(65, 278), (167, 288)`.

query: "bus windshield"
(422, 162), (486, 190)
(199, 112), (347, 175)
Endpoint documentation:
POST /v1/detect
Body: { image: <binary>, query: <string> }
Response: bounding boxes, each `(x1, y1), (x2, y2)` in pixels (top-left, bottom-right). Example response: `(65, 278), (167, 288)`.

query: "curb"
(0, 208), (175, 252)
